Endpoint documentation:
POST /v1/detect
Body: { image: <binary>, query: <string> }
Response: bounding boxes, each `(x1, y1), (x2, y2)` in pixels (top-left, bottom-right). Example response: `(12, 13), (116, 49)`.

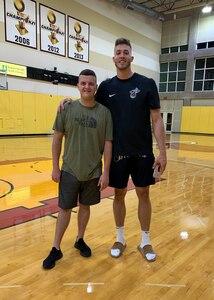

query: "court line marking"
(63, 282), (104, 286)
(187, 203), (193, 214)
(197, 217), (207, 227)
(0, 179), (14, 198)
(154, 141), (195, 145)
(48, 209), (77, 219)
(145, 283), (186, 288)
(168, 158), (214, 169)
(63, 282), (105, 294)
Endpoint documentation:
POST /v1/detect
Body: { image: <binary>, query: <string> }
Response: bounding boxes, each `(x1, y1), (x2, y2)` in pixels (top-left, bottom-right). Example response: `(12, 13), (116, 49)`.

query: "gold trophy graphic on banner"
(47, 11), (59, 45)
(74, 22), (83, 52)
(14, 0), (29, 35)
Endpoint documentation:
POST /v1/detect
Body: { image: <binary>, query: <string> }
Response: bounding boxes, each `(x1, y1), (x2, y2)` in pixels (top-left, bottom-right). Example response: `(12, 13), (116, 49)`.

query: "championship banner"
(4, 0), (37, 49)
(39, 4), (66, 57)
(68, 16), (89, 63)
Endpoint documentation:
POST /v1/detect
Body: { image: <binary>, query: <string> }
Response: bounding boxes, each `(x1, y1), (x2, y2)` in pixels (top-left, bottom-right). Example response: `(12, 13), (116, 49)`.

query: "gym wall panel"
(0, 90), (9, 117)
(161, 17), (190, 48)
(11, 91), (23, 117)
(198, 107), (210, 134)
(180, 107), (190, 132)
(191, 99), (214, 106)
(197, 14), (214, 43)
(34, 94), (47, 134)
(207, 107), (214, 134)
(8, 91), (23, 134)
(0, 90), (23, 134)
(181, 107), (214, 134)
(22, 92), (36, 134)
(189, 108), (200, 133)
(0, 90), (72, 135)
(0, 90), (9, 134)
(46, 95), (60, 134)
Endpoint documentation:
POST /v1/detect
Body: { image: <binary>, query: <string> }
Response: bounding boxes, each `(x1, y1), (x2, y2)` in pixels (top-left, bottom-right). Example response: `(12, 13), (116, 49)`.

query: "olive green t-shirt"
(53, 100), (113, 181)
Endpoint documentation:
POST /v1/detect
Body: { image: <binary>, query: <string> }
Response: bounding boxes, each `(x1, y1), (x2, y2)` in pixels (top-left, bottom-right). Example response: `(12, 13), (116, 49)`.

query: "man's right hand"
(57, 98), (72, 112)
(52, 168), (61, 183)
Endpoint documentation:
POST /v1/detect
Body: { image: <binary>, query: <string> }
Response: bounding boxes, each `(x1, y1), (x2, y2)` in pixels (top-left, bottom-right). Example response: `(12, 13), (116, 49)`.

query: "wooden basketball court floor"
(0, 133), (214, 300)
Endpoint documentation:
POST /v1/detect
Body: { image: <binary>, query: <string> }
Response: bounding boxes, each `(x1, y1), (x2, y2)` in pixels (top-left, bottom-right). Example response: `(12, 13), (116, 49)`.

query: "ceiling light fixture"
(202, 5), (212, 13)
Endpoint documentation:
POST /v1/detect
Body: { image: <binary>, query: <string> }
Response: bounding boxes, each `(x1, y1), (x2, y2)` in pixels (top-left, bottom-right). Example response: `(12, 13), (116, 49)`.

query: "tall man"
(59, 38), (167, 262)
(43, 69), (113, 269)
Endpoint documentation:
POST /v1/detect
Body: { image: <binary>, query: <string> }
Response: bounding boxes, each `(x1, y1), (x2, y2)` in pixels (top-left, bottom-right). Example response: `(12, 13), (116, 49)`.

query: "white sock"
(110, 227), (125, 257)
(140, 230), (151, 248)
(140, 231), (156, 261)
(116, 226), (125, 245)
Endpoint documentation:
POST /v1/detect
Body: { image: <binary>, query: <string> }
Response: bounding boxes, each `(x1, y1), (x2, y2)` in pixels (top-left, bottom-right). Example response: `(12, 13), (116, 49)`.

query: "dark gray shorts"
(109, 154), (155, 189)
(59, 171), (100, 209)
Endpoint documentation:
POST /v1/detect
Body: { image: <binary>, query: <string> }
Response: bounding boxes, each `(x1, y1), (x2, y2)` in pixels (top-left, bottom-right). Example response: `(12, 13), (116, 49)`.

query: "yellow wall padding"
(181, 106), (214, 134)
(0, 90), (73, 135)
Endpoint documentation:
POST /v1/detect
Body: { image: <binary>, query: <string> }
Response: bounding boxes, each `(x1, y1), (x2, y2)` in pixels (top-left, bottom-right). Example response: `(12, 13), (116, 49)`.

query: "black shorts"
(109, 154), (155, 189)
(59, 171), (100, 209)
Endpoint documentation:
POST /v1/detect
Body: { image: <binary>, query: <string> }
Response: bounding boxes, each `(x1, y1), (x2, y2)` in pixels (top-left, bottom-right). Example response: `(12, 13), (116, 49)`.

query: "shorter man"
(43, 69), (113, 269)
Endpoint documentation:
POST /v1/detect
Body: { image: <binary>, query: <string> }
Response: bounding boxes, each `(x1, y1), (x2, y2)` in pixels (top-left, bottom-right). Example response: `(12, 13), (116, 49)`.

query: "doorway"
(161, 112), (173, 132)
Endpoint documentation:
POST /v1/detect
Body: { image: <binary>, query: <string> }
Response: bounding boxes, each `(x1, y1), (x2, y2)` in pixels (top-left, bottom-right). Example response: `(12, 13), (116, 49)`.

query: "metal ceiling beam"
(108, 0), (214, 18)
(164, 0), (214, 14)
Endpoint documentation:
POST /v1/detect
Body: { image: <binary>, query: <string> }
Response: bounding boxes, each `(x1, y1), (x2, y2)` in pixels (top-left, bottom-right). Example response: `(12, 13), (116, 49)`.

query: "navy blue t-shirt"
(95, 73), (160, 156)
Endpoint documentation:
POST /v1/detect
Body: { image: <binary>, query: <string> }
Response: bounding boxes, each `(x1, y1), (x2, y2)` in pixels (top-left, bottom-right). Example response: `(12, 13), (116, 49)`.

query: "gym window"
(197, 41), (214, 50)
(193, 57), (214, 91)
(161, 45), (188, 54)
(159, 60), (187, 92)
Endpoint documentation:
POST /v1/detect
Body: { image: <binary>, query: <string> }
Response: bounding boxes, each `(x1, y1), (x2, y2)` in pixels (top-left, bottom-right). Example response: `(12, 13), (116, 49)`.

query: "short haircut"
(115, 38), (132, 49)
(79, 69), (97, 80)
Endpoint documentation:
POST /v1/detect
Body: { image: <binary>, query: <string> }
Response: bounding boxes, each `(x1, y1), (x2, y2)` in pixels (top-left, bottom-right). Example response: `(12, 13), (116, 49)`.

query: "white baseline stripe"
(63, 282), (104, 286)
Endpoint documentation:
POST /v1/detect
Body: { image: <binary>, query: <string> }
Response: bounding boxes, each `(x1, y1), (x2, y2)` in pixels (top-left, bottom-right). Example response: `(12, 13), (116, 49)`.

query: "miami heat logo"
(129, 87), (140, 99)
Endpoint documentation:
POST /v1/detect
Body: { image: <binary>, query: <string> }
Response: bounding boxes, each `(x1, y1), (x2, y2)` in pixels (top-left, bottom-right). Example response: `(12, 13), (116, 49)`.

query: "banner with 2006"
(4, 0), (37, 49)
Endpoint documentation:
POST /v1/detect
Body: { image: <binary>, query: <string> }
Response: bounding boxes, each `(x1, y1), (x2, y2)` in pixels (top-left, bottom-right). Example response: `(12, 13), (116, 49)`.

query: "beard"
(114, 60), (131, 70)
